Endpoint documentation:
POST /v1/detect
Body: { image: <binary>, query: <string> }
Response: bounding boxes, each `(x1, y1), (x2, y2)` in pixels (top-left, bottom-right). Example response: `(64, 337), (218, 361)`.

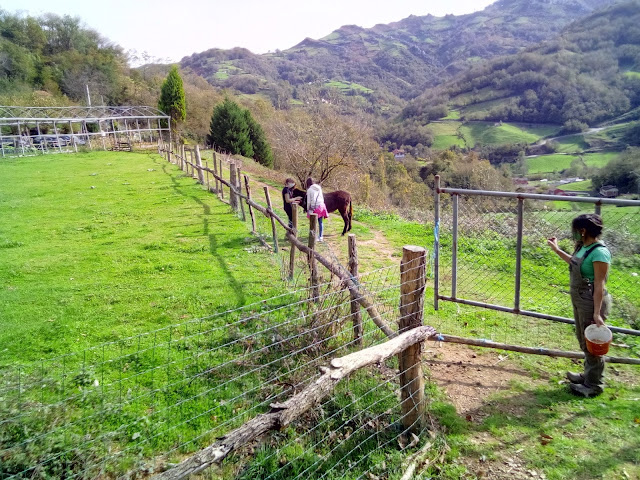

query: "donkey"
(296, 189), (353, 236)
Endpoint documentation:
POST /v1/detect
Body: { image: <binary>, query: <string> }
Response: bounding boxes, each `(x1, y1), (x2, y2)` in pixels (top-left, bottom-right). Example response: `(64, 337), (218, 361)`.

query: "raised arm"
(547, 237), (572, 264)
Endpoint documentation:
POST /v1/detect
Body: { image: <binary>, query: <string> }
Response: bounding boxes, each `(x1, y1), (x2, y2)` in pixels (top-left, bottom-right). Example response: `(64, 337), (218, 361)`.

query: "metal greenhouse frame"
(0, 105), (171, 158)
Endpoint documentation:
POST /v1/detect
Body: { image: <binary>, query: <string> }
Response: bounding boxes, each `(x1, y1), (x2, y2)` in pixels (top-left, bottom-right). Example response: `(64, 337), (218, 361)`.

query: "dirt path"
(425, 342), (545, 419)
(425, 342), (551, 479)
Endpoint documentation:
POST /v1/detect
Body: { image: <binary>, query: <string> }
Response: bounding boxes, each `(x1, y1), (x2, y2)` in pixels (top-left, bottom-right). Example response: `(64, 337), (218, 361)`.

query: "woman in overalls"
(547, 214), (611, 398)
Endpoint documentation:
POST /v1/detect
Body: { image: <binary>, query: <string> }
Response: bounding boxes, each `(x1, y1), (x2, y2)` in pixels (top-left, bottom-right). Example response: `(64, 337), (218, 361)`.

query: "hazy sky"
(3, 0), (496, 64)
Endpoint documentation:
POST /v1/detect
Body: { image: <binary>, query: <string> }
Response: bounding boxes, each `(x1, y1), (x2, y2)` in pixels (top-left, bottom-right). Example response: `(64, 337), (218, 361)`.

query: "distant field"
(462, 98), (512, 118)
(583, 151), (619, 168)
(429, 122), (465, 149)
(441, 110), (460, 120)
(429, 121), (559, 150)
(551, 135), (590, 153)
(527, 151), (619, 175)
(561, 179), (593, 191)
(460, 122), (558, 147)
(449, 87), (510, 107)
(526, 154), (578, 174)
(324, 80), (373, 93)
(624, 70), (640, 79)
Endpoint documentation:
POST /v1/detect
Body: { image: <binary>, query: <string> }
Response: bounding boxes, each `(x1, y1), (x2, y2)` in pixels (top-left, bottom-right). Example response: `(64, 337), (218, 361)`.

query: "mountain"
(402, 1), (640, 130)
(180, 0), (619, 114)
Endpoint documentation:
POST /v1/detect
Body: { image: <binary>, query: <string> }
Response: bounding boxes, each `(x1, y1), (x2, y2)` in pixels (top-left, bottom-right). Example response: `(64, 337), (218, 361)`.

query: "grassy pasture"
(551, 135), (590, 153)
(0, 151), (285, 364)
(324, 80), (373, 93)
(429, 122), (466, 150)
(460, 122), (558, 147)
(526, 154), (579, 174)
(583, 151), (619, 168)
(561, 179), (593, 191)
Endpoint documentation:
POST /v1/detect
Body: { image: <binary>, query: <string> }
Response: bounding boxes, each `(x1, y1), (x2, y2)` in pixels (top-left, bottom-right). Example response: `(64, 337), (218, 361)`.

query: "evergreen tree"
(158, 65), (186, 134)
(244, 109), (273, 167)
(208, 98), (253, 157)
(208, 98), (274, 167)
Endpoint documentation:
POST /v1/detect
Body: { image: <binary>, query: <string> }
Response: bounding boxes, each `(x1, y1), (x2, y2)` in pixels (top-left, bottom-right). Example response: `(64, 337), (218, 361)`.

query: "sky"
(2, 0), (496, 65)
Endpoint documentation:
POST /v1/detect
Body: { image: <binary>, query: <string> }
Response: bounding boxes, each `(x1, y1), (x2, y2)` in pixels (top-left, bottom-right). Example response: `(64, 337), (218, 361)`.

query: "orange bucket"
(585, 325), (612, 356)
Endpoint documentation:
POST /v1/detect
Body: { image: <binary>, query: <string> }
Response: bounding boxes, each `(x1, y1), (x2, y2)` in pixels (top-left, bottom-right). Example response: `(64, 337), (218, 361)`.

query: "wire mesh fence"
(434, 188), (640, 359)
(0, 256), (433, 479)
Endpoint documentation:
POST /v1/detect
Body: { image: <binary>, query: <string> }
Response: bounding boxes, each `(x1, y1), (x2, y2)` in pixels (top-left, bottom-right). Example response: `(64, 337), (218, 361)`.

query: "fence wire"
(0, 256), (434, 479)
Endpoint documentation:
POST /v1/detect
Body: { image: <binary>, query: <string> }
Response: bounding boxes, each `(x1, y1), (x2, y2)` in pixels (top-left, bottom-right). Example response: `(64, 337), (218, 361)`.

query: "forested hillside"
(180, 0), (617, 115)
(0, 12), (129, 105)
(403, 1), (640, 130)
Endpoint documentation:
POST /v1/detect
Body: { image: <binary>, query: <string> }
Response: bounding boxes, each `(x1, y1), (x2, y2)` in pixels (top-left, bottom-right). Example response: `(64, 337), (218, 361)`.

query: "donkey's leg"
(340, 207), (349, 235)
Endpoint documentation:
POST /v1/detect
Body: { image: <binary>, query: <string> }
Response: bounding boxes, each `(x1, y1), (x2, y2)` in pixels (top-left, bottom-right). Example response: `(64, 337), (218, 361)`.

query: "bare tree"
(268, 105), (377, 186)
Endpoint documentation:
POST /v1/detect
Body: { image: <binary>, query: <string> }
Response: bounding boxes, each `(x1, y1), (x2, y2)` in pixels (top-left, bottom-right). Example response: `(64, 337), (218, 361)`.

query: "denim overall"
(569, 243), (611, 390)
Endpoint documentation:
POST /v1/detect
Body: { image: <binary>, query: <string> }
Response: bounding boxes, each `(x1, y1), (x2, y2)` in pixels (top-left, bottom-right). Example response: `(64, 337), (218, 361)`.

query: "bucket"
(584, 324), (612, 356)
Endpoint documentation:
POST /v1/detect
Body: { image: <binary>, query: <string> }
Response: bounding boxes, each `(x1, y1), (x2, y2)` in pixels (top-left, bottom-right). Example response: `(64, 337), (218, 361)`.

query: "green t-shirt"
(574, 243), (611, 281)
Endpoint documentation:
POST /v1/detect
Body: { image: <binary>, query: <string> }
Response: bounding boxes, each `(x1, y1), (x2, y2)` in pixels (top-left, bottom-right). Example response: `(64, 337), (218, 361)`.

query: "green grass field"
(526, 154), (579, 174)
(441, 110), (460, 120)
(0, 151), (285, 363)
(324, 80), (373, 93)
(561, 179), (593, 191)
(583, 151), (619, 168)
(429, 122), (466, 149)
(551, 135), (590, 153)
(429, 121), (560, 150)
(460, 122), (558, 147)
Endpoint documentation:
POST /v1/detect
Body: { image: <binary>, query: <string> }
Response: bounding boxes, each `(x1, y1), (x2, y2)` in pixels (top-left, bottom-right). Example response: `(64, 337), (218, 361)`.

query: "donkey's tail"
(348, 198), (353, 231)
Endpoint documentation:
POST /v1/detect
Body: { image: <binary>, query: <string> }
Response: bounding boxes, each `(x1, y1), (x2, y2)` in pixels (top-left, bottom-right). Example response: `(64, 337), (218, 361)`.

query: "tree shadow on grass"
(462, 383), (640, 478)
(160, 160), (247, 307)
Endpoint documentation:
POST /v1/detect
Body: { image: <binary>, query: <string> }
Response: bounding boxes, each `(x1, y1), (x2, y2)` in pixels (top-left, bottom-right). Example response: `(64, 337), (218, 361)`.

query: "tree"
(208, 98), (252, 157)
(158, 65), (186, 136)
(591, 148), (640, 194)
(267, 105), (377, 185)
(244, 109), (273, 167)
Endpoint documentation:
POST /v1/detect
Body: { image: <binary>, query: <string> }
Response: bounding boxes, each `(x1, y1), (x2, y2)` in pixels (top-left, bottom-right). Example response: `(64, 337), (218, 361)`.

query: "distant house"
(599, 185), (618, 198)
(393, 149), (405, 159)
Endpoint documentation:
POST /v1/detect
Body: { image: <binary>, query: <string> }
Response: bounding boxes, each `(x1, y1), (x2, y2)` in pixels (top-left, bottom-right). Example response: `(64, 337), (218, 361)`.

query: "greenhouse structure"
(0, 105), (171, 158)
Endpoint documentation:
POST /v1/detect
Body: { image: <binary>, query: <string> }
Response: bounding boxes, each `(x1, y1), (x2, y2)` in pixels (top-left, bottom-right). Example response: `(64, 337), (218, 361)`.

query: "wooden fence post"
(244, 175), (256, 234)
(308, 213), (319, 300)
(189, 148), (195, 178)
(349, 234), (363, 345)
(213, 152), (220, 194)
(237, 167), (246, 221)
(264, 186), (279, 253)
(229, 163), (238, 212)
(167, 142), (172, 163)
(219, 155), (224, 199)
(205, 161), (211, 192)
(195, 145), (205, 184)
(399, 245), (427, 434)
(181, 144), (186, 171)
(289, 205), (298, 280)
